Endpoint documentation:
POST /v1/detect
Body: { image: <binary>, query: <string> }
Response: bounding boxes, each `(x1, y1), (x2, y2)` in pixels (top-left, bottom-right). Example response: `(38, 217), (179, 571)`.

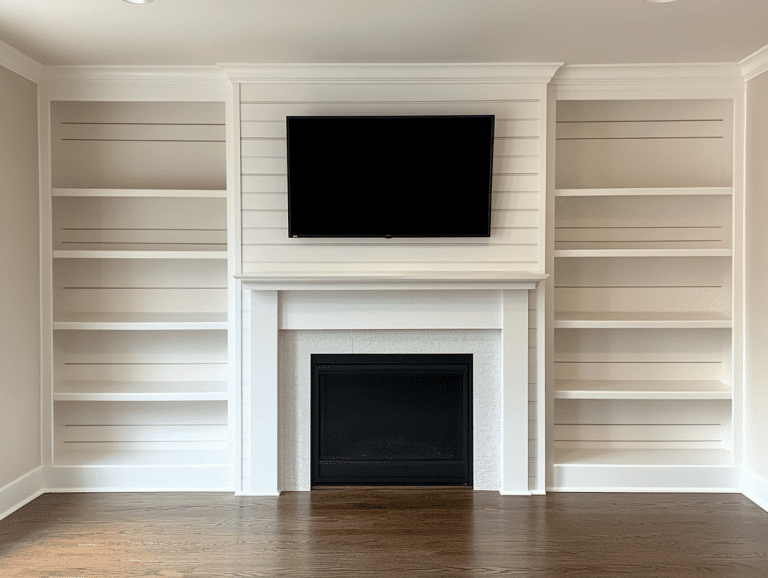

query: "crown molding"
(0, 39), (43, 83)
(552, 62), (743, 85)
(39, 65), (230, 100)
(219, 62), (564, 84)
(741, 43), (768, 82)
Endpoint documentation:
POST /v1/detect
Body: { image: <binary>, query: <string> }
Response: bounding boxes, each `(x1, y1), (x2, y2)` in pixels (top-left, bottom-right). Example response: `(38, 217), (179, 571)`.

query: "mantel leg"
(500, 289), (530, 495)
(249, 290), (279, 496)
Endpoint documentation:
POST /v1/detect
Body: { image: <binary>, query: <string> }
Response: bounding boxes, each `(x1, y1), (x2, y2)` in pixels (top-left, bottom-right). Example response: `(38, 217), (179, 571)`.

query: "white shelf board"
(53, 188), (227, 198)
(554, 311), (732, 329)
(53, 250), (227, 260)
(54, 449), (229, 467)
(554, 187), (733, 197)
(54, 381), (228, 402)
(53, 312), (228, 331)
(553, 448), (732, 467)
(554, 249), (732, 258)
(554, 380), (732, 400)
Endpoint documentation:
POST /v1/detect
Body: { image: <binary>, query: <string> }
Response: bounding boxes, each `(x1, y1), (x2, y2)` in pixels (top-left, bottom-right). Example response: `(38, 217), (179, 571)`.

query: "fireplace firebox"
(311, 353), (472, 486)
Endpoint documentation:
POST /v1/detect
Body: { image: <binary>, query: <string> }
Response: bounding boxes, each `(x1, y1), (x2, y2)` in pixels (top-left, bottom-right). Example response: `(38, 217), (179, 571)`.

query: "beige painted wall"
(746, 70), (768, 481)
(0, 65), (40, 488)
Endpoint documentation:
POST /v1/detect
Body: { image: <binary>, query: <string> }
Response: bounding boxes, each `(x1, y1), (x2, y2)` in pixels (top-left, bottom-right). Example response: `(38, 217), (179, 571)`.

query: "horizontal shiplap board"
(53, 140), (227, 190)
(53, 196), (226, 230)
(55, 400), (227, 424)
(554, 424), (724, 442)
(554, 255), (731, 287)
(60, 424), (228, 443)
(241, 155), (540, 176)
(241, 174), (538, 194)
(556, 99), (731, 123)
(240, 83), (542, 103)
(52, 101), (225, 124)
(59, 123), (225, 142)
(241, 136), (540, 158)
(61, 364), (227, 382)
(241, 227), (539, 246)
(54, 258), (226, 288)
(242, 210), (538, 230)
(555, 399), (731, 424)
(242, 244), (538, 264)
(555, 138), (731, 189)
(242, 191), (538, 212)
(241, 100), (541, 121)
(241, 119), (539, 139)
(557, 120), (727, 140)
(555, 286), (730, 314)
(55, 288), (227, 314)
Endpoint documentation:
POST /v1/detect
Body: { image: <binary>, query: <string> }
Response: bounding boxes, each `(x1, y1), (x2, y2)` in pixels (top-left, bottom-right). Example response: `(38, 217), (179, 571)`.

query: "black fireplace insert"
(311, 353), (472, 486)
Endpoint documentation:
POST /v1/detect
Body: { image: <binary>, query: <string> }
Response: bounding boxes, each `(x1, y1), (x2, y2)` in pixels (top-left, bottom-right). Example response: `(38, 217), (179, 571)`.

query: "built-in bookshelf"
(49, 101), (230, 479)
(550, 98), (738, 489)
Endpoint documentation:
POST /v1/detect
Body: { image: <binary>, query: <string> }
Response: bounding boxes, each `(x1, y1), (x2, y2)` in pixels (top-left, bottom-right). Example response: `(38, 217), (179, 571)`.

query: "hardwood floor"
(1, 490), (767, 577)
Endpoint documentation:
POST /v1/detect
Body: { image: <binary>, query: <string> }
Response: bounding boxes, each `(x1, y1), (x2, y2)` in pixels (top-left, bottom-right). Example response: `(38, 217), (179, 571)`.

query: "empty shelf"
(54, 312), (228, 330)
(554, 380), (732, 400)
(53, 188), (227, 198)
(553, 448), (732, 467)
(554, 311), (731, 329)
(554, 249), (731, 258)
(54, 250), (227, 260)
(554, 187), (733, 197)
(54, 381), (228, 402)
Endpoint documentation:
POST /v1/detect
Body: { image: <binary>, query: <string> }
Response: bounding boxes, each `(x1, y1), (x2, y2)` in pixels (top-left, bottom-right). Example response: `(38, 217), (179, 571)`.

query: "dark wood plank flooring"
(1, 490), (767, 577)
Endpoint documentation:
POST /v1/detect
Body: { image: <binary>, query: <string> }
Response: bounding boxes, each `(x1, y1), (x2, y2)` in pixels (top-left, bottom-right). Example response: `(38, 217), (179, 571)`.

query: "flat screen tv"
(286, 115), (494, 238)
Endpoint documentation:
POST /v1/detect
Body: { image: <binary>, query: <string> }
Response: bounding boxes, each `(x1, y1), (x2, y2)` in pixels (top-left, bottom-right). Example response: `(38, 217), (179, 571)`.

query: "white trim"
(0, 467), (45, 521)
(219, 62), (563, 84)
(741, 467), (768, 512)
(46, 465), (233, 491)
(40, 65), (230, 101)
(551, 63), (744, 100)
(0, 39), (43, 83)
(549, 465), (741, 492)
(741, 43), (768, 81)
(553, 63), (743, 85)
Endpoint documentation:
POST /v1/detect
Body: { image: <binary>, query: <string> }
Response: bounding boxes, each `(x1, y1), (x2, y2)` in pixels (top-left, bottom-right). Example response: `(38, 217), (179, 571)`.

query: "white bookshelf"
(550, 98), (738, 488)
(48, 100), (229, 480)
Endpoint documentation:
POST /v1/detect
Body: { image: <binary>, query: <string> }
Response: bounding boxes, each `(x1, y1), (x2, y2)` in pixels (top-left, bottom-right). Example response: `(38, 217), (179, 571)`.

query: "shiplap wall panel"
(555, 196), (731, 251)
(49, 100), (230, 473)
(554, 328), (731, 383)
(53, 197), (227, 251)
(555, 99), (733, 190)
(240, 82), (543, 274)
(239, 79), (545, 492)
(51, 101), (226, 191)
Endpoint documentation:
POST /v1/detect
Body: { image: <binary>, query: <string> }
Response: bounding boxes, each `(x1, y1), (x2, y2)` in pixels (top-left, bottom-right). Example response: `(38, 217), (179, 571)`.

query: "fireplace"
(311, 353), (472, 486)
(238, 273), (544, 495)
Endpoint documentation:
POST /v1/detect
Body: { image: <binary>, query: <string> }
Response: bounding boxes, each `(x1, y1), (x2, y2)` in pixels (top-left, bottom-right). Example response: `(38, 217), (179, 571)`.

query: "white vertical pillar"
(500, 289), (530, 495)
(250, 290), (280, 495)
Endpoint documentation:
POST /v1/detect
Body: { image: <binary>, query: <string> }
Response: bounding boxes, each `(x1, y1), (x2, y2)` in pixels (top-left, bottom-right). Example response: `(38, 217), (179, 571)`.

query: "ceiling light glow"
(123, 0), (153, 4)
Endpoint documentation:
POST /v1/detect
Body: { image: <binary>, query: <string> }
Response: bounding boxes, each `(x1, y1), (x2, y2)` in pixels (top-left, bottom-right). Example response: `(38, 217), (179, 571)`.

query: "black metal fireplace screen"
(311, 353), (472, 486)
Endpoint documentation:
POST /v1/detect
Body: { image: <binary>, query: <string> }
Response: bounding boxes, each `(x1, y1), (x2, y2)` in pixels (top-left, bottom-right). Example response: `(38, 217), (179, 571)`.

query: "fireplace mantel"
(236, 270), (547, 291)
(239, 270), (546, 496)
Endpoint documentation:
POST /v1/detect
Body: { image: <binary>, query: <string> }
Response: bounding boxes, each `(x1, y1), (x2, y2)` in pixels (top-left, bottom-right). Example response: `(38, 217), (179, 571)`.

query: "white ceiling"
(1, 0), (767, 67)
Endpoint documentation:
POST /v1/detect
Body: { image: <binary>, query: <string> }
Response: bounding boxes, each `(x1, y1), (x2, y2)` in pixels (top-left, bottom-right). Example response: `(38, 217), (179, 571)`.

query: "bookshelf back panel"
(555, 99), (732, 189)
(51, 101), (226, 190)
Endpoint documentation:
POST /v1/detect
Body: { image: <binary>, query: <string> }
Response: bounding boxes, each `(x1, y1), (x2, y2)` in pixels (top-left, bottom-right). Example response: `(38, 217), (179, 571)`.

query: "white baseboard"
(741, 467), (768, 512)
(549, 465), (741, 492)
(0, 467), (45, 521)
(46, 465), (233, 492)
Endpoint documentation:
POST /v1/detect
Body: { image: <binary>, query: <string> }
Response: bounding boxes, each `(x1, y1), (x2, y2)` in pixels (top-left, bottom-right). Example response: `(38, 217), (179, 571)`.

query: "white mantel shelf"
(236, 271), (547, 291)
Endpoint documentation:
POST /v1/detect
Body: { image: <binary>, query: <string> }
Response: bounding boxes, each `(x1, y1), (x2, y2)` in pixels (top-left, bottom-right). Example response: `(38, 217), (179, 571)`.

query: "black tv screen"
(286, 115), (494, 238)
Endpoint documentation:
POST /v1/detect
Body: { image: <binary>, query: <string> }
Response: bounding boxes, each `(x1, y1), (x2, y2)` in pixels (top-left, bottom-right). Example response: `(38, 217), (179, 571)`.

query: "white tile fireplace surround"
(237, 271), (546, 496)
